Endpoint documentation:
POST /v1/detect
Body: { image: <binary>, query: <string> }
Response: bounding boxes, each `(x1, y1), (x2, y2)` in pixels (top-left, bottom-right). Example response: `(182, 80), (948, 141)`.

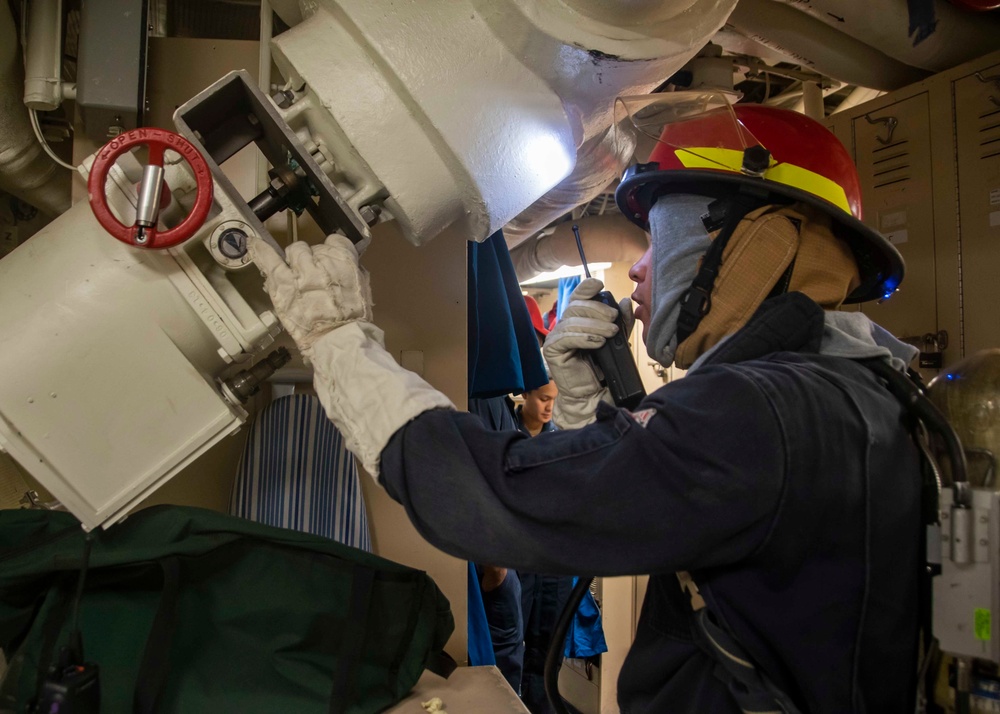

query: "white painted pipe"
(0, 0), (68, 214)
(509, 213), (649, 282)
(801, 81), (824, 120)
(768, 0), (1000, 74)
(727, 0), (930, 90)
(23, 0), (64, 111)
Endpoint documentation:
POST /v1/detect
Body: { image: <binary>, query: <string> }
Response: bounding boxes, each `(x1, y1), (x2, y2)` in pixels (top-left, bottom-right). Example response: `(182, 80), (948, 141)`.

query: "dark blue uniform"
(381, 293), (921, 712)
(513, 407), (572, 714)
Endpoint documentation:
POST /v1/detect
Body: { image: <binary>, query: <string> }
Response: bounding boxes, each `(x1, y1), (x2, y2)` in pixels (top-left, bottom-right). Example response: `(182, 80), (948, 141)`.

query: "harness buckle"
(676, 570), (706, 612)
(677, 286), (712, 339)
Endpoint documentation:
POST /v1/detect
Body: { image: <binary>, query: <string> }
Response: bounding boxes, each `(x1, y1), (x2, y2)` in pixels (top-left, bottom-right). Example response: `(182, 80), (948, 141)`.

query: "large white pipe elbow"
(269, 0), (737, 246)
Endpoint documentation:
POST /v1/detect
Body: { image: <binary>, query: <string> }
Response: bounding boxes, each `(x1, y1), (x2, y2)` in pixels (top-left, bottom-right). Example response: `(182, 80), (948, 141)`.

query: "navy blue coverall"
(381, 293), (922, 712)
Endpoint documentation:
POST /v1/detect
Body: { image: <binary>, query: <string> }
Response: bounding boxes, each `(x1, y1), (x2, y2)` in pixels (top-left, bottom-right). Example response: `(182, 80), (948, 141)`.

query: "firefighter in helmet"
(251, 95), (921, 712)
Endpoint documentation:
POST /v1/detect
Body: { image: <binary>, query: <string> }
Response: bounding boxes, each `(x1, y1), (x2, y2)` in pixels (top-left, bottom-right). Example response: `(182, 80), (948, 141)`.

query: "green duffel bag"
(0, 505), (455, 713)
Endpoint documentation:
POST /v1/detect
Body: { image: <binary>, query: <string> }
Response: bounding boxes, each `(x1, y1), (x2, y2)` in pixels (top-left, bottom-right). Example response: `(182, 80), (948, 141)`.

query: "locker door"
(853, 95), (938, 343)
(956, 63), (1000, 354)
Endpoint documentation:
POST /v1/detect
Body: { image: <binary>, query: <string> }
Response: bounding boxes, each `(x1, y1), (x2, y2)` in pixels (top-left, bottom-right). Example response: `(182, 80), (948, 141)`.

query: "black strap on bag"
(133, 557), (182, 714)
(425, 651), (458, 680)
(31, 584), (76, 698)
(328, 565), (376, 714)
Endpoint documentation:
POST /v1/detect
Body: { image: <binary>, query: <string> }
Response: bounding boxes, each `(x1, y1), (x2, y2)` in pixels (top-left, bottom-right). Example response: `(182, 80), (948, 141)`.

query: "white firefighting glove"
(542, 278), (633, 430)
(250, 236), (454, 477)
(251, 234), (374, 353)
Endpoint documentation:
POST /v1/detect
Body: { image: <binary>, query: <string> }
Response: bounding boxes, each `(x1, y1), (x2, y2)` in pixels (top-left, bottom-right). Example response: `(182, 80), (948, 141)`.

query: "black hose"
(861, 358), (968, 489)
(544, 576), (594, 714)
(68, 532), (94, 662)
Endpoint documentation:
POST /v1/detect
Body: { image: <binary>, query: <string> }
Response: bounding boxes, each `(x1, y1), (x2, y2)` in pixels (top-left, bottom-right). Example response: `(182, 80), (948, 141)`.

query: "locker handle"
(864, 113), (898, 146)
(975, 72), (1000, 107)
(975, 71), (1000, 87)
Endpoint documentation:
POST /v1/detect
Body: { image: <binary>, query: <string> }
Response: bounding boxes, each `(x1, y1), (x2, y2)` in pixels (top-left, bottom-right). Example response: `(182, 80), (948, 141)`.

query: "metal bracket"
(864, 113), (898, 146)
(174, 71), (371, 247)
(19, 490), (62, 510)
(899, 329), (949, 352)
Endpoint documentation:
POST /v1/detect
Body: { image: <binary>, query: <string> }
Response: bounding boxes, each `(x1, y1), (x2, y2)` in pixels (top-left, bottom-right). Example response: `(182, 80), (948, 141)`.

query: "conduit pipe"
(0, 1), (68, 215)
(269, 0), (737, 246)
(801, 81), (824, 120)
(23, 0), (70, 111)
(768, 0), (1000, 74)
(762, 80), (842, 116)
(509, 213), (649, 283)
(727, 0), (931, 90)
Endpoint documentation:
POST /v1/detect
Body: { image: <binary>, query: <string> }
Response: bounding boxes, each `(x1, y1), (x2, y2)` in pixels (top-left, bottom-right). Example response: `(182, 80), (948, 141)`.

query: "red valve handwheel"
(88, 127), (214, 249)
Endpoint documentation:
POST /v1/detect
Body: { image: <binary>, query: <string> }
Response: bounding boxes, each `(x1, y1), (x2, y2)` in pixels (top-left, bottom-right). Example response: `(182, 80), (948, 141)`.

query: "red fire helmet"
(615, 98), (903, 303)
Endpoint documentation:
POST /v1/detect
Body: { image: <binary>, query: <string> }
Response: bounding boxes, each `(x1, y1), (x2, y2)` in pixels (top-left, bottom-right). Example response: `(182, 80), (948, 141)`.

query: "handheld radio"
(572, 224), (646, 410)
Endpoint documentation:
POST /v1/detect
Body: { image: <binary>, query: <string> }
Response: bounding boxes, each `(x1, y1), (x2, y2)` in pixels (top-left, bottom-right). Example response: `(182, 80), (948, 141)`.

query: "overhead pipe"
(727, 0), (931, 90)
(509, 212), (649, 283)
(767, 0), (1000, 74)
(0, 0), (69, 215)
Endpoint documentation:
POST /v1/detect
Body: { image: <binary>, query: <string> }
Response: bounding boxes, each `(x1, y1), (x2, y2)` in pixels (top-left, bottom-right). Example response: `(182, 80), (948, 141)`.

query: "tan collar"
(674, 204), (860, 369)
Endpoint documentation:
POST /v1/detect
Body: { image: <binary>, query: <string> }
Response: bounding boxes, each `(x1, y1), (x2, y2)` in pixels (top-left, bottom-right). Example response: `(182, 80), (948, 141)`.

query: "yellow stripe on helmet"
(673, 147), (851, 215)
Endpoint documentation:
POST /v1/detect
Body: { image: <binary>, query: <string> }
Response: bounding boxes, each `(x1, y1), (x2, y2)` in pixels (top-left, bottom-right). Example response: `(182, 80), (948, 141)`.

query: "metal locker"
(853, 94), (939, 349)
(955, 63), (1000, 355)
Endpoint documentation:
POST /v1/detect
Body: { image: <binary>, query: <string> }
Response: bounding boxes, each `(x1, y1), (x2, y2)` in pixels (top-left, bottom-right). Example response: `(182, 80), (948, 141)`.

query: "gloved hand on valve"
(542, 277), (634, 430)
(249, 234), (454, 478)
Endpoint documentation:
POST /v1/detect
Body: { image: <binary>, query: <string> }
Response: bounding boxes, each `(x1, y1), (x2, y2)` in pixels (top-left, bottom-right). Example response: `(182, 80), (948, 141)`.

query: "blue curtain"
(468, 230), (549, 398)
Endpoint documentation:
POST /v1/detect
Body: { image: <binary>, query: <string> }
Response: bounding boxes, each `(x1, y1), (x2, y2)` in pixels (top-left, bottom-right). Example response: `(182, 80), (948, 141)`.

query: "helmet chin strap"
(675, 191), (761, 344)
(675, 146), (774, 344)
